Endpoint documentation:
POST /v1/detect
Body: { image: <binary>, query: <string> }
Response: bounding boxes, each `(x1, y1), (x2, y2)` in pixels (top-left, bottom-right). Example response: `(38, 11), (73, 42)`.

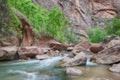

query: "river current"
(0, 55), (120, 80)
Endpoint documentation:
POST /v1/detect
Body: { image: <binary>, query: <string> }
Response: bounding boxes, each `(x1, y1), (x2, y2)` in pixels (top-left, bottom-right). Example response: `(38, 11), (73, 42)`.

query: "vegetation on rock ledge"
(8, 0), (71, 42)
(87, 17), (120, 43)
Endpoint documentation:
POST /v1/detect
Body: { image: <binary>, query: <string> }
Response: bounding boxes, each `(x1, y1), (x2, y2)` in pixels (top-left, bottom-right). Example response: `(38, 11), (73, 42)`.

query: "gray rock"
(66, 67), (83, 76)
(96, 44), (120, 64)
(109, 63), (120, 73)
(60, 52), (86, 67)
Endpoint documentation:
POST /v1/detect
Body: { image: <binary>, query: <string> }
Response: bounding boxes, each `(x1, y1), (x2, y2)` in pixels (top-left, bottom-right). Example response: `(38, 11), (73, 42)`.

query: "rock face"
(0, 46), (17, 60)
(34, 0), (119, 36)
(66, 67), (83, 76)
(109, 63), (120, 73)
(96, 44), (120, 64)
(47, 40), (67, 51)
(0, 36), (20, 47)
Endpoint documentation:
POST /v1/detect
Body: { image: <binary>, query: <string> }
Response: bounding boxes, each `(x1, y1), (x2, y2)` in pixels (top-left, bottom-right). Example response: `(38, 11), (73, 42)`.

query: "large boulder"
(48, 40), (67, 51)
(60, 52), (86, 67)
(89, 43), (104, 53)
(109, 63), (120, 73)
(72, 41), (91, 54)
(66, 67), (83, 76)
(0, 46), (17, 60)
(18, 46), (50, 58)
(96, 44), (120, 64)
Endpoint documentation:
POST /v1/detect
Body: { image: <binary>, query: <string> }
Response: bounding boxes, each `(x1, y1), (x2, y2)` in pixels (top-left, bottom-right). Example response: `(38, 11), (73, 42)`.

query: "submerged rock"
(109, 63), (120, 73)
(66, 67), (83, 76)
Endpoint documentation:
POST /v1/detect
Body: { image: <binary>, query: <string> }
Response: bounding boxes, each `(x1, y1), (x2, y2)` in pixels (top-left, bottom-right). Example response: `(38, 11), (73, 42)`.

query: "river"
(0, 56), (120, 80)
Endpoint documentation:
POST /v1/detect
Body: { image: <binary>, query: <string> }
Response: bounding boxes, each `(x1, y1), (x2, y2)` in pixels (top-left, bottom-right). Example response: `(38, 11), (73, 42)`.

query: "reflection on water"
(0, 58), (120, 80)
(69, 65), (120, 80)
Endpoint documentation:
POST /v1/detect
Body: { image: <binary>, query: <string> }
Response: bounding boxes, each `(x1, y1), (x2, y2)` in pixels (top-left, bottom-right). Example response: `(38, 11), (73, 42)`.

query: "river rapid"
(0, 55), (120, 80)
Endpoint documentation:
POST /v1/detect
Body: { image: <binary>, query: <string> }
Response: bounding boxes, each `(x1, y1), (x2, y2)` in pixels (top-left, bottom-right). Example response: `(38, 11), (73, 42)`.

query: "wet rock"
(96, 44), (120, 64)
(19, 46), (50, 58)
(66, 67), (83, 76)
(109, 63), (120, 73)
(0, 46), (17, 60)
(89, 43), (104, 53)
(36, 54), (51, 60)
(60, 52), (86, 67)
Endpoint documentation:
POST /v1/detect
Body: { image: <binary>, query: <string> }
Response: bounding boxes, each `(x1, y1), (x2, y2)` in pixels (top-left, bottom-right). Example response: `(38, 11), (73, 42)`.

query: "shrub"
(106, 17), (120, 35)
(87, 28), (107, 43)
(0, 0), (20, 37)
(8, 0), (69, 42)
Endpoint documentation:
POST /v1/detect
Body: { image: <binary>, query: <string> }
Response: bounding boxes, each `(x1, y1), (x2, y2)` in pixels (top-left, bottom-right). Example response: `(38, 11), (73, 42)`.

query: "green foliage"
(65, 32), (79, 44)
(0, 0), (20, 37)
(87, 28), (107, 43)
(45, 7), (69, 42)
(9, 0), (69, 42)
(106, 17), (120, 35)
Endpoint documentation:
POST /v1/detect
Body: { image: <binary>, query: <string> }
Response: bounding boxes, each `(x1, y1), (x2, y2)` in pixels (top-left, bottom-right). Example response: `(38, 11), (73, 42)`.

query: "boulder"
(109, 63), (120, 73)
(60, 52), (86, 67)
(18, 46), (50, 58)
(106, 40), (120, 48)
(89, 43), (104, 53)
(47, 50), (65, 57)
(0, 46), (17, 60)
(48, 40), (67, 51)
(96, 44), (120, 64)
(36, 54), (51, 60)
(72, 41), (91, 54)
(66, 67), (83, 76)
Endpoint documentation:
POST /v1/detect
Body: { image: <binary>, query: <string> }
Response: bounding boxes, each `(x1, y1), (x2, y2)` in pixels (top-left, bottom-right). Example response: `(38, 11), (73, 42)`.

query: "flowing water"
(0, 55), (120, 80)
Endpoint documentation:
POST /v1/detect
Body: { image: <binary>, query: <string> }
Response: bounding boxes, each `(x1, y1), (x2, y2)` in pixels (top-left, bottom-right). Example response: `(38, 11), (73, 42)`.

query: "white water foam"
(86, 55), (98, 66)
(8, 70), (37, 80)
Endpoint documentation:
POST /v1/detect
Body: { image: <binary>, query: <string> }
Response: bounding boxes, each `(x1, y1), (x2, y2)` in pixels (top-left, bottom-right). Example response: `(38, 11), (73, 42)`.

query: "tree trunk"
(14, 9), (34, 47)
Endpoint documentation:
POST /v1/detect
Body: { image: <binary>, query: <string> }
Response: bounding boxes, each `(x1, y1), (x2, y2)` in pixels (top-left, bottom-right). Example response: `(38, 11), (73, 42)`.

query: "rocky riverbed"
(0, 36), (120, 80)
